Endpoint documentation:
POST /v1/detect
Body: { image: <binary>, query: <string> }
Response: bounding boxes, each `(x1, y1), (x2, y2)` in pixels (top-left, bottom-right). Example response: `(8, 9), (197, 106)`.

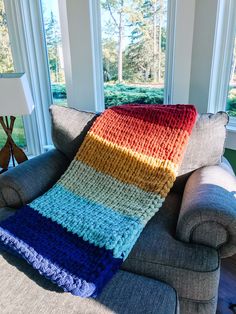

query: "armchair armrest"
(176, 161), (236, 258)
(0, 149), (70, 209)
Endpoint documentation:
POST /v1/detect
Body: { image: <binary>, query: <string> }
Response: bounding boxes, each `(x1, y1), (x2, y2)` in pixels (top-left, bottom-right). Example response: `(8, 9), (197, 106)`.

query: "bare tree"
(118, 0), (124, 82)
(158, 0), (163, 83)
(103, 0), (125, 83)
(151, 0), (162, 83)
(152, 0), (157, 82)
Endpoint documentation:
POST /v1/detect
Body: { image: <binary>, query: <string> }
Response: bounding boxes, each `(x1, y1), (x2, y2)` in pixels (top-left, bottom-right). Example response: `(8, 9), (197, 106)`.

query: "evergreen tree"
(125, 0), (166, 83)
(102, 0), (167, 84)
(103, 39), (118, 81)
(101, 0), (127, 83)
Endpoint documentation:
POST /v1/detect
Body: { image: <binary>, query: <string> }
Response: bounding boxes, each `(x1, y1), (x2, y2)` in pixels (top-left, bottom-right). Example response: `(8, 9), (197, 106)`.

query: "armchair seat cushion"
(0, 207), (16, 221)
(122, 193), (220, 302)
(0, 246), (178, 314)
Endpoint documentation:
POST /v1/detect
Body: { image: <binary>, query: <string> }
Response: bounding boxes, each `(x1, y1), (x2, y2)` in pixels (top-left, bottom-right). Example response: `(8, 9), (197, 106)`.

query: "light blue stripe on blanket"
(30, 184), (143, 258)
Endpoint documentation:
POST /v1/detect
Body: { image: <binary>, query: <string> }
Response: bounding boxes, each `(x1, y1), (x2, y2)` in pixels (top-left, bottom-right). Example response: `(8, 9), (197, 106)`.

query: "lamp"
(0, 73), (34, 172)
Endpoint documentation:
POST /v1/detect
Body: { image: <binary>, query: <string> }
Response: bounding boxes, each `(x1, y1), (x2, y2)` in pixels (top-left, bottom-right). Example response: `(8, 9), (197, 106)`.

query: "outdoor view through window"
(227, 33), (236, 117)
(0, 0), (27, 150)
(41, 0), (168, 109)
(101, 0), (168, 108)
(42, 0), (67, 106)
(1, 0), (235, 157)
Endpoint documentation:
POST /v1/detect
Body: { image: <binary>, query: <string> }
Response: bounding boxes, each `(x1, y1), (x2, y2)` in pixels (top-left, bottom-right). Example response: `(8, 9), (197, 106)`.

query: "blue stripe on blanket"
(30, 184), (143, 258)
(0, 205), (122, 297)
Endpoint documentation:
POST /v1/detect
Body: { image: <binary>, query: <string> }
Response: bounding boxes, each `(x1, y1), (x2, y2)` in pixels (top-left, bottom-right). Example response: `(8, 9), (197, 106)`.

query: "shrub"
(104, 84), (164, 108)
(51, 84), (67, 99)
(227, 88), (236, 117)
(50, 83), (165, 108)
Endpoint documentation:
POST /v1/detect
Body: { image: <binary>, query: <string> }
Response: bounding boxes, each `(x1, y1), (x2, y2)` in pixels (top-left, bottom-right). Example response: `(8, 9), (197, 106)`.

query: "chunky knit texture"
(0, 104), (197, 297)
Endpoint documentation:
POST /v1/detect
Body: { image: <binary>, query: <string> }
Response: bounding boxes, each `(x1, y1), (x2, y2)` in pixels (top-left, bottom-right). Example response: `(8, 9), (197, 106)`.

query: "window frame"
(208, 0), (236, 131)
(58, 0), (104, 113)
(4, 0), (53, 156)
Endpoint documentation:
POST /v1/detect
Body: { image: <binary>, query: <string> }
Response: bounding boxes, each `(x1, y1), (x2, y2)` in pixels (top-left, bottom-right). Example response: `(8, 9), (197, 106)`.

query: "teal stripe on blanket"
(30, 184), (143, 258)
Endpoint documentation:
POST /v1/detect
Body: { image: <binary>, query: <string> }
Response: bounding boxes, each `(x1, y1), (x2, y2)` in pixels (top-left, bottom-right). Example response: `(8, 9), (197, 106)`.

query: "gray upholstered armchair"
(0, 105), (236, 314)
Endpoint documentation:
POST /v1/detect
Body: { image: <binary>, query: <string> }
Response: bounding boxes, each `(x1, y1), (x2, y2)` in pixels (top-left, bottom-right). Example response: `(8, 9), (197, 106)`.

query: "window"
(0, 0), (27, 150)
(42, 0), (67, 106)
(100, 0), (168, 108)
(208, 0), (236, 124)
(207, 0), (236, 149)
(227, 35), (236, 118)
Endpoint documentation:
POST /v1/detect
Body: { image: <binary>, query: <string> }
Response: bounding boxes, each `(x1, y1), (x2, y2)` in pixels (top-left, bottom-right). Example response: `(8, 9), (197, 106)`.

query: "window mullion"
(4, 0), (53, 155)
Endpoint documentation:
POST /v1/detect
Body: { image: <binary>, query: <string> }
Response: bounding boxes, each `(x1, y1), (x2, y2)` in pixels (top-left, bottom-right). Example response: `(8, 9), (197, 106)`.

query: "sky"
(42, 0), (60, 21)
(41, 0), (168, 48)
(100, 0), (168, 47)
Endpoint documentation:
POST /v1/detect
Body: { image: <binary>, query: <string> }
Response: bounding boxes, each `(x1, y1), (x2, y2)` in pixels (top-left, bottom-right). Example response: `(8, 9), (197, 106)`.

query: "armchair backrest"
(50, 105), (228, 179)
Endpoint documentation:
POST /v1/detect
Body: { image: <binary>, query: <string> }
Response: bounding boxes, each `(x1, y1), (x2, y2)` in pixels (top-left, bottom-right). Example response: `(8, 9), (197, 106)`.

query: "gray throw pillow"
(50, 105), (228, 176)
(50, 105), (97, 159)
(178, 112), (228, 175)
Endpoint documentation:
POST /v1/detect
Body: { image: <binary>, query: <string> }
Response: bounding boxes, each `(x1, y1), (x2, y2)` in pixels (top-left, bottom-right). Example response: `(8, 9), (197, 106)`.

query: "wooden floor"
(217, 254), (236, 314)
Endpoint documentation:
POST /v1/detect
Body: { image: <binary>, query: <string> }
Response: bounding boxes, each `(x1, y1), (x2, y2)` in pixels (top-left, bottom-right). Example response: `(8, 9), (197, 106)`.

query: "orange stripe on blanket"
(90, 106), (193, 164)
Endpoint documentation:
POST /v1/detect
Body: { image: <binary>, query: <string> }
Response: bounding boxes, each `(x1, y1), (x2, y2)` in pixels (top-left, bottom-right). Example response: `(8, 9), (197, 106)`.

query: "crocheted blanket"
(0, 104), (197, 297)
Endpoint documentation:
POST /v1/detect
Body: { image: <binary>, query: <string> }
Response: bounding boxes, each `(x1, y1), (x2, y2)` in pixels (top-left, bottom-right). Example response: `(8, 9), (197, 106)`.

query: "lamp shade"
(0, 73), (35, 116)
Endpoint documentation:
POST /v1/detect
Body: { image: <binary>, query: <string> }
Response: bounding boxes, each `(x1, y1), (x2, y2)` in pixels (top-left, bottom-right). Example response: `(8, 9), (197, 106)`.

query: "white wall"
(58, 0), (104, 112)
(170, 0), (195, 104)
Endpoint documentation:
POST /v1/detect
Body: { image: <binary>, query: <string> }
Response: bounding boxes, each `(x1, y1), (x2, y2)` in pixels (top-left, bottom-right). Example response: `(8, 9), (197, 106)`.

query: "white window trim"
(165, 0), (195, 105)
(164, 0), (176, 104)
(58, 0), (104, 113)
(4, 0), (53, 155)
(208, 0), (236, 149)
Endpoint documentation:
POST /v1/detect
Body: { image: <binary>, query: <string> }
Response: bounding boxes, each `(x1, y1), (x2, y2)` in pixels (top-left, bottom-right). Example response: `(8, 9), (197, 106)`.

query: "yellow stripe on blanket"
(76, 132), (176, 197)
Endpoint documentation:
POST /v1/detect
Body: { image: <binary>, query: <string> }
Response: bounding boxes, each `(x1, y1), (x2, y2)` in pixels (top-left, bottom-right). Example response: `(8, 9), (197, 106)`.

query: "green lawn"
(1, 83), (236, 150)
(0, 117), (26, 149)
(51, 83), (165, 108)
